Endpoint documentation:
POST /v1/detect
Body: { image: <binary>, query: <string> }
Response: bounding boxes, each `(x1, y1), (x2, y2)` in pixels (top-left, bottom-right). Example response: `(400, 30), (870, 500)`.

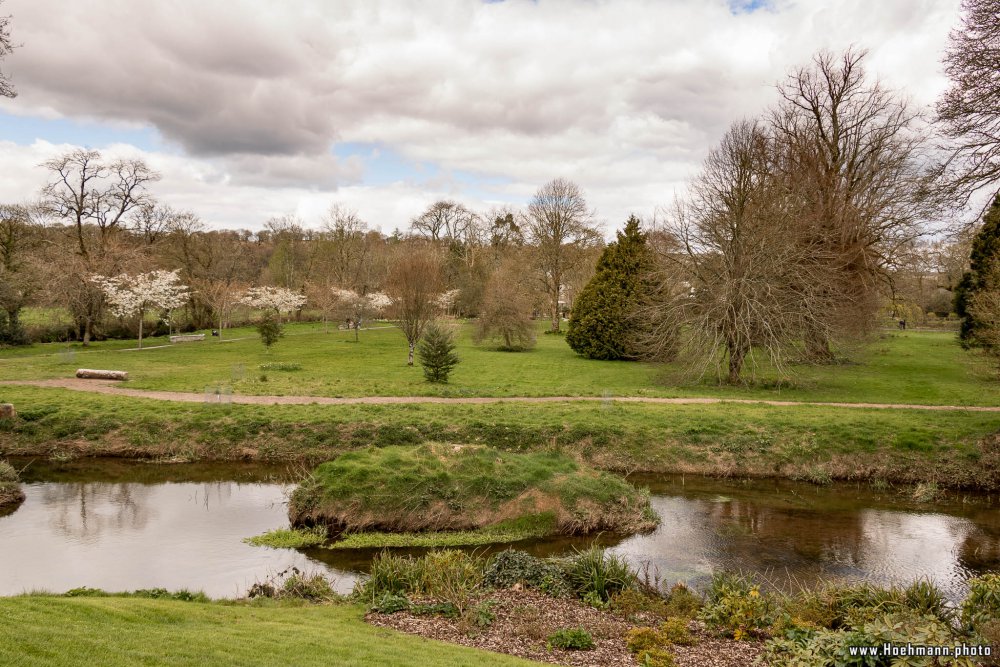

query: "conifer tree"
(955, 195), (1000, 344)
(417, 322), (460, 383)
(566, 215), (654, 360)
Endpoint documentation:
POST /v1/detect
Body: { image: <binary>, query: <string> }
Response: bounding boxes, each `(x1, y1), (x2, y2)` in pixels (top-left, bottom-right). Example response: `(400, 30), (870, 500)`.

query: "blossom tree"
(240, 286), (306, 350)
(329, 288), (391, 342)
(91, 270), (189, 349)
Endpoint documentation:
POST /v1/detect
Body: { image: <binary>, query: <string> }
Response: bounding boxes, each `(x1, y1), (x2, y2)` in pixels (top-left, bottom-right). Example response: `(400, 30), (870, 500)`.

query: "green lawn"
(0, 597), (537, 667)
(1, 321), (997, 406)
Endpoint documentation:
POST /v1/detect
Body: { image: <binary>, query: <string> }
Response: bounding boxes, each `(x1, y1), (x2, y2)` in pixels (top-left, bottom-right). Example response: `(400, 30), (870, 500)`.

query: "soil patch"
(367, 588), (764, 667)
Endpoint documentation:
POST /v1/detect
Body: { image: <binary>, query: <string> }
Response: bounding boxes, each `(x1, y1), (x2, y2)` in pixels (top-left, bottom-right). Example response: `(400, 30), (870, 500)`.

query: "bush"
(371, 592), (410, 614)
(664, 583), (702, 619)
(483, 550), (571, 596)
(417, 322), (459, 383)
(355, 549), (484, 613)
(699, 573), (776, 640)
(963, 573), (1000, 630)
(611, 588), (670, 619)
(247, 567), (338, 602)
(636, 648), (676, 667)
(564, 547), (638, 602)
(256, 314), (284, 350)
(0, 460), (17, 483)
(546, 627), (595, 650)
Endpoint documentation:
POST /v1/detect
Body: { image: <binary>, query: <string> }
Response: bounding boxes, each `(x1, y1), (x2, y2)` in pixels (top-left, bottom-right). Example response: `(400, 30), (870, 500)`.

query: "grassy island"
(286, 444), (658, 546)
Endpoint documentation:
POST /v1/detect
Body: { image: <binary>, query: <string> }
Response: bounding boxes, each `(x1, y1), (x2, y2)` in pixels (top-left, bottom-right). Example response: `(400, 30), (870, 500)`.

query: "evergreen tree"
(566, 215), (654, 360)
(256, 313), (284, 350)
(955, 195), (1000, 344)
(417, 322), (460, 383)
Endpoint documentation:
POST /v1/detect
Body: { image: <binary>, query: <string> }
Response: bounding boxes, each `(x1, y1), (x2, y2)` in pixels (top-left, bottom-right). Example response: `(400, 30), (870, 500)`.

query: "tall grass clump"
(563, 546), (638, 604)
(0, 459), (25, 509)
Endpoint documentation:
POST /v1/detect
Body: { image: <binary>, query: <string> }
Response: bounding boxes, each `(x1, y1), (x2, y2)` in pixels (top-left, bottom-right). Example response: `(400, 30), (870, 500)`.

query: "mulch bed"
(366, 588), (765, 667)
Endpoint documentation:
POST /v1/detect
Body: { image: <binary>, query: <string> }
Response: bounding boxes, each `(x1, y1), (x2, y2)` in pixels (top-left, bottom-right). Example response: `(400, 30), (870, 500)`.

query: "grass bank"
(0, 596), (537, 667)
(287, 444), (657, 537)
(1, 385), (998, 489)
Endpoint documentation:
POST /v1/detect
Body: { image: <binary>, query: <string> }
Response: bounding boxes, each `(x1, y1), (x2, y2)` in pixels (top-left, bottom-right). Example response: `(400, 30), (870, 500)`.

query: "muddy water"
(1, 461), (997, 599)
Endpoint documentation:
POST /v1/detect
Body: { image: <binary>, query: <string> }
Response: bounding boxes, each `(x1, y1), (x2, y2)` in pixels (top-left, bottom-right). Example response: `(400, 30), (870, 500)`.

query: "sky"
(0, 0), (963, 234)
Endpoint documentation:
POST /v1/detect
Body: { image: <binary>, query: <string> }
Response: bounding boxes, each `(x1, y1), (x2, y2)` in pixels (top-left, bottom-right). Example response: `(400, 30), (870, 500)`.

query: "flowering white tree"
(240, 286), (306, 319)
(328, 288), (391, 342)
(434, 289), (461, 316)
(91, 270), (189, 349)
(240, 285), (306, 350)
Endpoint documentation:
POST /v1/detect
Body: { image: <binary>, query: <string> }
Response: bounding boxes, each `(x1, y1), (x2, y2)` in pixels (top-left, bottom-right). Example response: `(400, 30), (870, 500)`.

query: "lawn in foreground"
(0, 596), (538, 667)
(0, 321), (997, 406)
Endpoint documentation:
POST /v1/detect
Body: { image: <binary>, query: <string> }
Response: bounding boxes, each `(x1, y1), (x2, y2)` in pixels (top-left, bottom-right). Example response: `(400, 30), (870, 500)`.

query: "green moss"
(329, 514), (556, 549)
(244, 526), (327, 549)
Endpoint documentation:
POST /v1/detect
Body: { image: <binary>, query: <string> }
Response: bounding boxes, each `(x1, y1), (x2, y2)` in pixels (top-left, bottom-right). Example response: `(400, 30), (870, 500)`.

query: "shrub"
(371, 592), (410, 614)
(280, 571), (337, 601)
(963, 573), (1000, 630)
(699, 573), (776, 640)
(0, 460), (17, 483)
(625, 627), (661, 654)
(564, 547), (638, 602)
(417, 322), (459, 383)
(657, 617), (695, 645)
(664, 583), (702, 619)
(256, 313), (284, 350)
(546, 627), (595, 650)
(636, 648), (676, 667)
(355, 550), (484, 614)
(611, 588), (670, 619)
(483, 550), (571, 596)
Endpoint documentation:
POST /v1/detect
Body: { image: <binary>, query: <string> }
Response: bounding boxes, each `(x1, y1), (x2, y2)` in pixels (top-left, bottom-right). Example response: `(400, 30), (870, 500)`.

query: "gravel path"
(4, 378), (1000, 411)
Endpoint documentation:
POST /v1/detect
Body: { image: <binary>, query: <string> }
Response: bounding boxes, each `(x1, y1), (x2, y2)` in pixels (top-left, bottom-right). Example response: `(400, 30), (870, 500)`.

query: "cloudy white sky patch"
(0, 0), (962, 232)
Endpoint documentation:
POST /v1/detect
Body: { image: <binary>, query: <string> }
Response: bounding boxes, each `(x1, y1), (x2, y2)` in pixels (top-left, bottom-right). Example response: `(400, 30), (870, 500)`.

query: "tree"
(0, 0), (16, 99)
(526, 179), (603, 332)
(566, 215), (654, 360)
(772, 49), (937, 360)
(640, 120), (836, 384)
(955, 195), (1000, 343)
(410, 201), (475, 242)
(475, 258), (537, 351)
(937, 0), (1000, 206)
(385, 246), (443, 365)
(195, 278), (243, 340)
(0, 203), (41, 345)
(40, 149), (159, 344)
(417, 322), (460, 383)
(240, 286), (306, 350)
(91, 270), (189, 349)
(967, 259), (1000, 374)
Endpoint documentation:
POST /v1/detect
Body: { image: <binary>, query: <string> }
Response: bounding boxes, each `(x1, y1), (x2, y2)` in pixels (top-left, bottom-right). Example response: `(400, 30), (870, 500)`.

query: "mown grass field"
(1, 320), (998, 405)
(0, 596), (537, 667)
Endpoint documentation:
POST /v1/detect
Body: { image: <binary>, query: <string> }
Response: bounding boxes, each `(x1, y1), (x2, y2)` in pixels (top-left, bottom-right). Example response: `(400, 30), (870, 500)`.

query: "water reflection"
(0, 466), (997, 600)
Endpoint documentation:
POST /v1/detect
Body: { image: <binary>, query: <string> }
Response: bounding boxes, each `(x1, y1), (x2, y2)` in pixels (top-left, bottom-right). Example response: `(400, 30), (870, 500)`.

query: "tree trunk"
(805, 328), (834, 362)
(408, 341), (415, 366)
(138, 311), (144, 349)
(354, 322), (359, 343)
(727, 340), (747, 384)
(83, 317), (92, 347)
(550, 290), (560, 333)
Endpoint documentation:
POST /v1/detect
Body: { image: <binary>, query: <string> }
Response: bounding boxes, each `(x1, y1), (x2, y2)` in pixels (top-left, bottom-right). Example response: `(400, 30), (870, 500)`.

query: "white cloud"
(0, 0), (964, 232)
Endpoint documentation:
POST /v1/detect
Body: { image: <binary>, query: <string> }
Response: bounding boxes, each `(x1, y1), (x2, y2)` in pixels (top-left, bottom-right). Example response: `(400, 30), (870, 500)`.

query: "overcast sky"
(0, 0), (962, 234)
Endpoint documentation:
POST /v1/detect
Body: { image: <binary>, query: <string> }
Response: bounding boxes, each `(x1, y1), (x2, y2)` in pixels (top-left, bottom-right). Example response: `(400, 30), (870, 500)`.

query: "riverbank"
(1, 385), (998, 490)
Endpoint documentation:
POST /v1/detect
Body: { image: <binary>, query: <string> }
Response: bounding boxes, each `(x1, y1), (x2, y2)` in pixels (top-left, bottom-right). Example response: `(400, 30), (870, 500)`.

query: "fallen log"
(75, 369), (129, 381)
(170, 334), (206, 343)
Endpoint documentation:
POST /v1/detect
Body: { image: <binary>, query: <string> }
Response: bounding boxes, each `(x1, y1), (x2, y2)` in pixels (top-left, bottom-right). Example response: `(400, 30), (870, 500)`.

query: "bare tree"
(385, 245), (444, 365)
(0, 203), (41, 342)
(937, 0), (1000, 207)
(0, 0), (16, 99)
(641, 120), (836, 383)
(771, 49), (937, 360)
(475, 257), (537, 351)
(410, 200), (476, 242)
(526, 178), (602, 332)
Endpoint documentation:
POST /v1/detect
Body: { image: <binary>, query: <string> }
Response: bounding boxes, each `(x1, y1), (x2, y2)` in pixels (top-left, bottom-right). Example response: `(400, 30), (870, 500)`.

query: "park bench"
(169, 334), (206, 343)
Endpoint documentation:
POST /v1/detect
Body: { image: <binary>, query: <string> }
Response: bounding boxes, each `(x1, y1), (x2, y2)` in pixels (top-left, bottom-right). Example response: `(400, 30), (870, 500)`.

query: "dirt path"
(5, 378), (1000, 412)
